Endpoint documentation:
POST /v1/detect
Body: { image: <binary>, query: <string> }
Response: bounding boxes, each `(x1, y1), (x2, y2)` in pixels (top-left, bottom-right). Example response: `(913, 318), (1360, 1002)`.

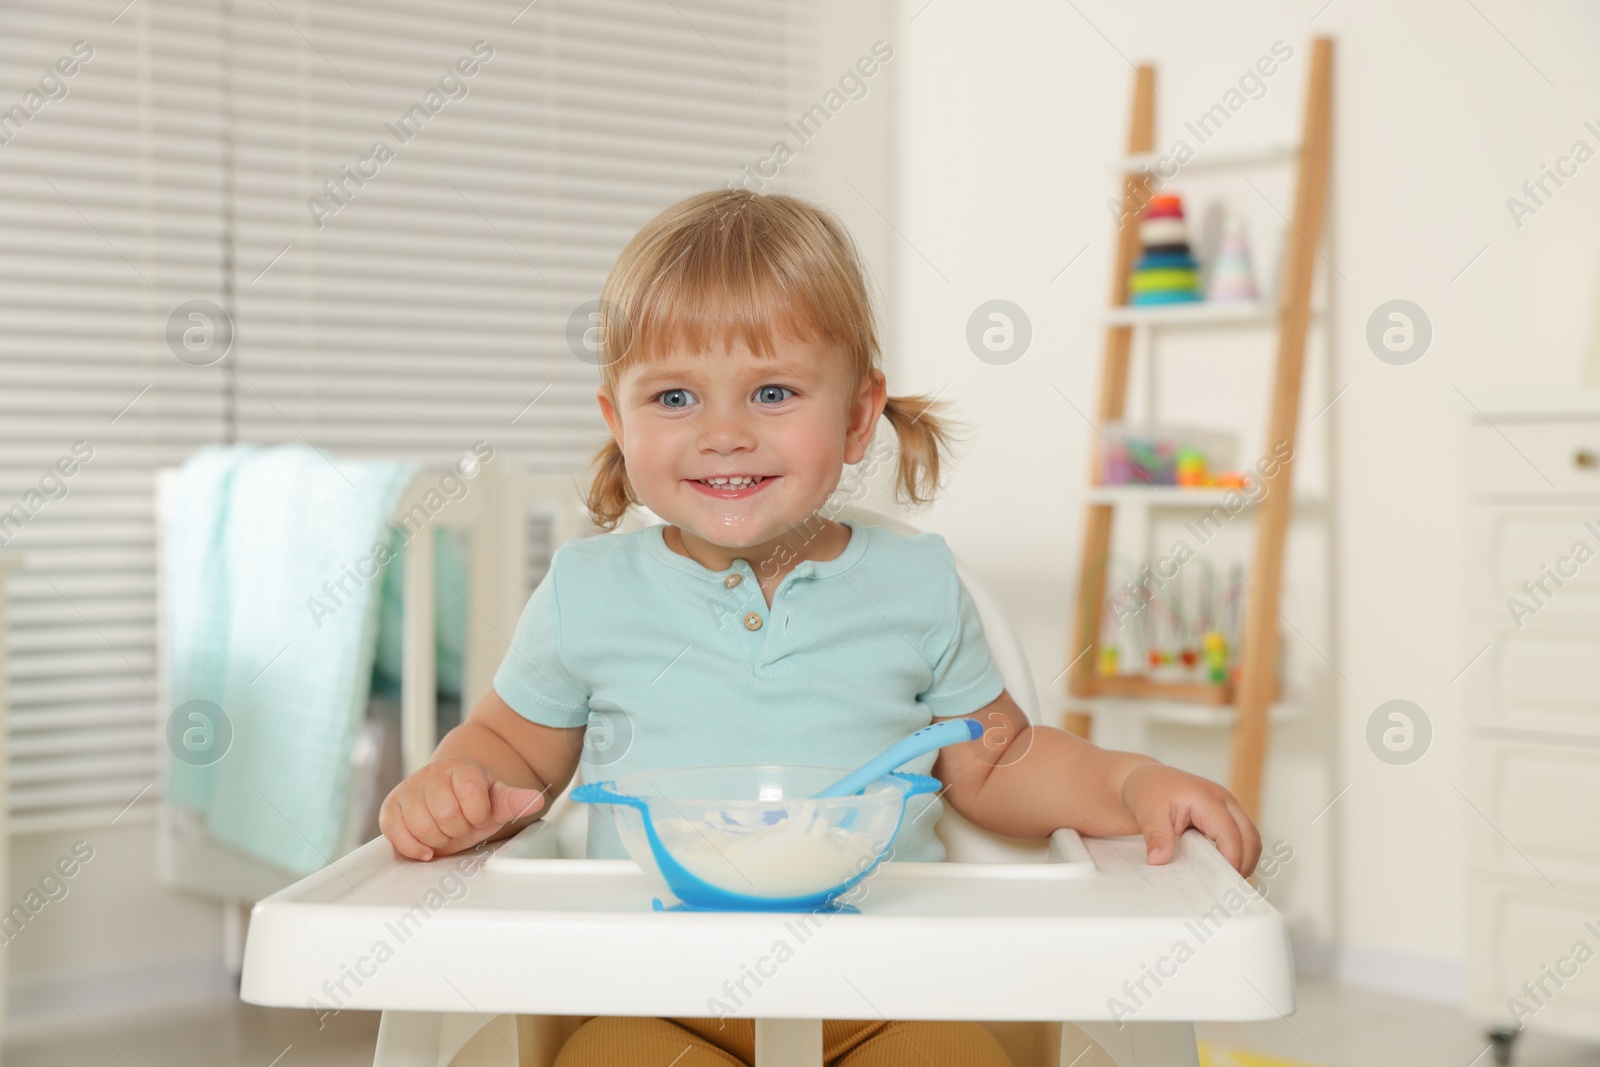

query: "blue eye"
(754, 385), (793, 404)
(654, 388), (697, 410)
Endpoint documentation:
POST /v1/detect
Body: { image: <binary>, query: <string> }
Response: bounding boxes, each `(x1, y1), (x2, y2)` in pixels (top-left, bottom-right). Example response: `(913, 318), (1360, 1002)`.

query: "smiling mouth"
(694, 475), (769, 488)
(688, 474), (774, 498)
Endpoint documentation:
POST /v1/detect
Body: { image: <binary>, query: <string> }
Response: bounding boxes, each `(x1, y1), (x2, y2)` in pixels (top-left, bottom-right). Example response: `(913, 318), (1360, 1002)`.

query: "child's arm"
(378, 687), (585, 861)
(929, 691), (1262, 876)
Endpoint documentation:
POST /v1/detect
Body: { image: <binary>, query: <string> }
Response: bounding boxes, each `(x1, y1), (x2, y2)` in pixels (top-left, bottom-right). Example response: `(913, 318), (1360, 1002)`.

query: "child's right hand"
(378, 757), (547, 861)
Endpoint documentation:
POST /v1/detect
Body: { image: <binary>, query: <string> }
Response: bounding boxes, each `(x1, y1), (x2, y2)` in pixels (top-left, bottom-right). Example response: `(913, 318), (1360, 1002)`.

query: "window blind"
(0, 0), (229, 833)
(0, 0), (805, 833)
(229, 0), (803, 467)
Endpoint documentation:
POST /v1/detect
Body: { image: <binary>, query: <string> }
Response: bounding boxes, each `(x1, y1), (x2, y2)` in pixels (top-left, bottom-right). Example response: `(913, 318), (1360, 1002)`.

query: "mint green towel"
(166, 444), (419, 876)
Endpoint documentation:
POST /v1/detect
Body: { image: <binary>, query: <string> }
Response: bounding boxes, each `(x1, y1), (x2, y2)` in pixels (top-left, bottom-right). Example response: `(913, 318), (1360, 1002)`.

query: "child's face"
(597, 332), (884, 552)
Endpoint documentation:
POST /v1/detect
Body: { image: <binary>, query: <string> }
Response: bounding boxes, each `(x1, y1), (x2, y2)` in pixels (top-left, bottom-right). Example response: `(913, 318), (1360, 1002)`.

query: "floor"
(3, 980), (1595, 1066)
(2, 991), (382, 1067)
(1194, 982), (1598, 1067)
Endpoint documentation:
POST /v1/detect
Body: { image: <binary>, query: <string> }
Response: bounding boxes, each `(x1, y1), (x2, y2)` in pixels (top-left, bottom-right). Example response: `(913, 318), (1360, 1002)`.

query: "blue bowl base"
(651, 896), (860, 915)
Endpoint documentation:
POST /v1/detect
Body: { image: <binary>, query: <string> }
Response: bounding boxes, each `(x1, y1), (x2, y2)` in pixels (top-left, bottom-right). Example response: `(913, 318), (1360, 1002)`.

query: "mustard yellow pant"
(553, 1016), (1012, 1066)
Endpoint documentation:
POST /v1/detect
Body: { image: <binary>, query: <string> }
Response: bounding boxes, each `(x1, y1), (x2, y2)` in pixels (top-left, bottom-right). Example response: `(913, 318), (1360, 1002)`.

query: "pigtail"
(880, 392), (963, 507)
(583, 437), (635, 531)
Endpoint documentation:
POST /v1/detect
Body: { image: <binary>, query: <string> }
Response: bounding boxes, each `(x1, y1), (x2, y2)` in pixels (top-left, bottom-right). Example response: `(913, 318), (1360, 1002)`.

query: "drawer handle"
(1577, 449), (1599, 470)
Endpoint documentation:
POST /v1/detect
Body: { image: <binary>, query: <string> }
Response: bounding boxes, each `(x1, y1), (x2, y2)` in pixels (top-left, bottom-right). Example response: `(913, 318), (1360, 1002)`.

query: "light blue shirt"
(492, 517), (1007, 861)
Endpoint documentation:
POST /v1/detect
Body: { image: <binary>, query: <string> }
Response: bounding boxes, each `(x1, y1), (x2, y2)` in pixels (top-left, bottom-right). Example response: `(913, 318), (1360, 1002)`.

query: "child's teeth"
(705, 475), (760, 487)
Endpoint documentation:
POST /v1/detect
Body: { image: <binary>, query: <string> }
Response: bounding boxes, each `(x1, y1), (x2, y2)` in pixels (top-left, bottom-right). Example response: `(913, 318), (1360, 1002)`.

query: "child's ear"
(844, 370), (887, 465)
(597, 387), (625, 449)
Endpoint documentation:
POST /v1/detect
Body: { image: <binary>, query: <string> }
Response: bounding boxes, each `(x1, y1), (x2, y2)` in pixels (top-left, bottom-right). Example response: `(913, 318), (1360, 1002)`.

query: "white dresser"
(1463, 394), (1600, 1061)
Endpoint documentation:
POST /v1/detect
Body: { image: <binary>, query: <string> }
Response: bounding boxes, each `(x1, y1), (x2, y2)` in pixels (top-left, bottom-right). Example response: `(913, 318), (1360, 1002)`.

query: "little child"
(380, 188), (1262, 1067)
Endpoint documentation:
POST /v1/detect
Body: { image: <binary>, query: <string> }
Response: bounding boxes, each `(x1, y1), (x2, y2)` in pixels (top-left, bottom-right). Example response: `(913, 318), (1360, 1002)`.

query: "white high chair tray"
(240, 826), (1294, 1023)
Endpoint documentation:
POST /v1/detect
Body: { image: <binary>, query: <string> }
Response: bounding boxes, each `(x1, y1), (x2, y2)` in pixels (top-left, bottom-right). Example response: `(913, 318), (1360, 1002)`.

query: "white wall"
(884, 0), (1600, 1003)
(784, 4), (903, 419)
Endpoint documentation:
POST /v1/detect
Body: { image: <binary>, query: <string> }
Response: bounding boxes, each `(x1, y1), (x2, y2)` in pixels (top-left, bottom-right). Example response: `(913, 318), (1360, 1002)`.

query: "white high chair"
(239, 506), (1296, 1067)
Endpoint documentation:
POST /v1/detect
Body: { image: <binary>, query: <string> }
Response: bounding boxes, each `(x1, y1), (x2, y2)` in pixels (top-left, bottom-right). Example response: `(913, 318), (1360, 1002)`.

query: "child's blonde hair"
(584, 188), (956, 531)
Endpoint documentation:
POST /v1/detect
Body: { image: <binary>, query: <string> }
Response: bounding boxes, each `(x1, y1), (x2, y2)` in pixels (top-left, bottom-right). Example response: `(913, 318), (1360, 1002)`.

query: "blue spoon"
(811, 718), (983, 799)
(727, 718), (985, 829)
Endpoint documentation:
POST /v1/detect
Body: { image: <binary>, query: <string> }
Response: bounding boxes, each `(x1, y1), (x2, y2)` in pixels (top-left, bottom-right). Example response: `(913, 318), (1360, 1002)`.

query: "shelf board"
(1105, 301), (1274, 328)
(1073, 695), (1305, 729)
(1089, 673), (1233, 704)
(1085, 485), (1254, 508)
(1084, 486), (1326, 513)
(1117, 142), (1300, 174)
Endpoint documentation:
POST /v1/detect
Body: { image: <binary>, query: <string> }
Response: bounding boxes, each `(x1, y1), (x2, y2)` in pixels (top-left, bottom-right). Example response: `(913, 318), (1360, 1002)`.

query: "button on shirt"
(491, 518), (1008, 861)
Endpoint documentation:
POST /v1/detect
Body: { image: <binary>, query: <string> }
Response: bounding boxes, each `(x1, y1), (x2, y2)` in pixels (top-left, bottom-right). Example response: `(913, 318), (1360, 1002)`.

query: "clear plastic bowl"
(572, 764), (938, 912)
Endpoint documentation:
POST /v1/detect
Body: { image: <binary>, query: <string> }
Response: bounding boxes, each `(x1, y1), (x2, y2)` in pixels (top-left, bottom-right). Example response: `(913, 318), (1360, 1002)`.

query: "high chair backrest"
(542, 506), (1055, 863)
(837, 507), (1040, 721)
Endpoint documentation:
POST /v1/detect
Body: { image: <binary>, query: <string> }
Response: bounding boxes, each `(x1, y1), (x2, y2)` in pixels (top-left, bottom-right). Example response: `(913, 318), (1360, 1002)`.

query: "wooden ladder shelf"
(1066, 38), (1333, 819)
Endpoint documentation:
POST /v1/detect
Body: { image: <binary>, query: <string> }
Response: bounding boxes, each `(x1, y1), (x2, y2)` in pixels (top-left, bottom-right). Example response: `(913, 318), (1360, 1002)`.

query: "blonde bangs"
(597, 190), (874, 388)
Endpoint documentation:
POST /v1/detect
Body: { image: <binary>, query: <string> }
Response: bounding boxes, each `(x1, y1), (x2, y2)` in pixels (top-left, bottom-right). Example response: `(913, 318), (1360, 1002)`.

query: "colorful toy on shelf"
(1100, 423), (1236, 488)
(1210, 471), (1250, 490)
(1175, 446), (1208, 487)
(1103, 432), (1176, 485)
(1202, 629), (1229, 684)
(1097, 645), (1119, 678)
(1096, 556), (1245, 690)
(1205, 222), (1258, 303)
(1129, 194), (1202, 305)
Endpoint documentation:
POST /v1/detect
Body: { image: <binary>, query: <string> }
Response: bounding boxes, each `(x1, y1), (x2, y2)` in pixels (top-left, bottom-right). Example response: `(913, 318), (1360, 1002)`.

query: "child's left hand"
(1118, 760), (1261, 876)
(932, 696), (1263, 878)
